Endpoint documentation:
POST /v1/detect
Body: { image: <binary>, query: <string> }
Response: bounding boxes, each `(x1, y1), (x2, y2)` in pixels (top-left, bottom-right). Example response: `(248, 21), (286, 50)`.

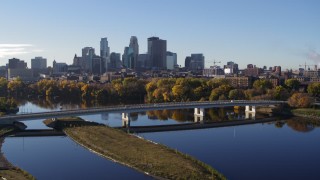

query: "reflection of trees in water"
(129, 112), (139, 121)
(285, 118), (320, 133)
(207, 108), (245, 121)
(146, 109), (193, 122)
(146, 108), (249, 122)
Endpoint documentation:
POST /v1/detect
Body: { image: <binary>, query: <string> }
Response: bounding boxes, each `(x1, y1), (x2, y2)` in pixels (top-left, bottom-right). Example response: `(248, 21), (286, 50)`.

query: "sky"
(0, 0), (320, 70)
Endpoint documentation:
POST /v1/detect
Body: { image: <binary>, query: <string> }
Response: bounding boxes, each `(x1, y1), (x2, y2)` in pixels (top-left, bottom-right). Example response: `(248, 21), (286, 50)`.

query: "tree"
(7, 78), (24, 96)
(288, 93), (314, 108)
(307, 82), (320, 97)
(228, 89), (245, 100)
(285, 79), (300, 91)
(267, 86), (290, 100)
(209, 84), (233, 101)
(0, 77), (8, 96)
(253, 79), (273, 90)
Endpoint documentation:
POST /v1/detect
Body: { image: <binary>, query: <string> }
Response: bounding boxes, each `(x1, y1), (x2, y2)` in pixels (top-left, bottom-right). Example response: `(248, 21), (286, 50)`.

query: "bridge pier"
(245, 105), (256, 119)
(245, 111), (256, 119)
(122, 113), (130, 127)
(245, 105), (256, 113)
(194, 108), (205, 123)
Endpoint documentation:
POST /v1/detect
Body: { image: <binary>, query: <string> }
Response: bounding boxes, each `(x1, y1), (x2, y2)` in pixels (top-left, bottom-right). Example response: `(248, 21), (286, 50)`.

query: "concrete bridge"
(0, 100), (286, 125)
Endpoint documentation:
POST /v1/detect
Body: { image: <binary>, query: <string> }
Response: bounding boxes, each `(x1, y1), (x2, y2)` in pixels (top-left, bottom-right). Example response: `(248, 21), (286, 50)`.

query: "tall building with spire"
(100, 37), (110, 73)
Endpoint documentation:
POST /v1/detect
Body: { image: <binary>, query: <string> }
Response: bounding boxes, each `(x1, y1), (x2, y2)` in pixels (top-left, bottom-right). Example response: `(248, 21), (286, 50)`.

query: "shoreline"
(60, 119), (226, 180)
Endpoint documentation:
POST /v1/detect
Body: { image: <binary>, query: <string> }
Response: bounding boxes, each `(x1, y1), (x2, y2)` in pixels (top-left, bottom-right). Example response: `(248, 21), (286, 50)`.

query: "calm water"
(142, 122), (320, 180)
(3, 101), (320, 179)
(3, 137), (150, 180)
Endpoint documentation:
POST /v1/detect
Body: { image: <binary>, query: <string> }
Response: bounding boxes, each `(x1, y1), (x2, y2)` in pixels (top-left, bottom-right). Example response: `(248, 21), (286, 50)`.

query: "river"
(2, 100), (320, 179)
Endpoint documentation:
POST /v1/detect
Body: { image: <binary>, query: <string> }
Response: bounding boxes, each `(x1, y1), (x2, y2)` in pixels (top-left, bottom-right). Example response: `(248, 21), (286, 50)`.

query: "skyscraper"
(189, 54), (205, 71)
(129, 36), (139, 69)
(147, 37), (167, 70)
(100, 37), (110, 73)
(82, 47), (95, 73)
(166, 51), (177, 70)
(31, 57), (47, 69)
(122, 47), (134, 69)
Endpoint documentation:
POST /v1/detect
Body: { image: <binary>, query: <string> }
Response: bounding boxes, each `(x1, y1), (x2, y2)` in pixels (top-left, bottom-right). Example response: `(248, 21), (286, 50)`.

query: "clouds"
(307, 49), (320, 63)
(0, 44), (43, 58)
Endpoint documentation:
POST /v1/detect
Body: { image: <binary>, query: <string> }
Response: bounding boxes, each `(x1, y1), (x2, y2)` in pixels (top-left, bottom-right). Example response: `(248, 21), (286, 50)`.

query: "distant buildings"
(244, 64), (261, 77)
(100, 38), (110, 73)
(129, 36), (139, 69)
(82, 47), (95, 72)
(7, 58), (34, 81)
(166, 51), (177, 70)
(109, 52), (121, 71)
(31, 57), (47, 69)
(224, 61), (238, 74)
(147, 37), (167, 70)
(8, 58), (27, 69)
(122, 46), (134, 69)
(185, 54), (205, 71)
(53, 60), (67, 74)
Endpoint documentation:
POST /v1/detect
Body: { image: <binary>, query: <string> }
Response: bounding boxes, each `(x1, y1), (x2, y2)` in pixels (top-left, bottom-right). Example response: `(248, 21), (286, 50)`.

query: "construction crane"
(299, 62), (317, 71)
(207, 60), (221, 67)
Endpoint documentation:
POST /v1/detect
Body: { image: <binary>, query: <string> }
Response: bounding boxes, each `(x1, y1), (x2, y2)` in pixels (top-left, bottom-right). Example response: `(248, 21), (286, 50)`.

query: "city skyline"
(1, 0), (320, 69)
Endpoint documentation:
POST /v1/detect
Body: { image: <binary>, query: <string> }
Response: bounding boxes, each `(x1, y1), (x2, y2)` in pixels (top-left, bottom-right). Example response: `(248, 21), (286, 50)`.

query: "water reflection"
(277, 118), (320, 133)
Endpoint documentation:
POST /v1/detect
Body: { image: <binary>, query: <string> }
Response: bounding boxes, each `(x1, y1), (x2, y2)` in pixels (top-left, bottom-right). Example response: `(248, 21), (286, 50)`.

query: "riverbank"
(291, 108), (320, 119)
(0, 126), (36, 180)
(55, 118), (225, 179)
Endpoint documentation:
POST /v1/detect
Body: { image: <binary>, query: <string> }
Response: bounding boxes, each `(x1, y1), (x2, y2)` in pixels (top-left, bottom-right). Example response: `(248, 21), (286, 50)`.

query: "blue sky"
(1, 0), (320, 69)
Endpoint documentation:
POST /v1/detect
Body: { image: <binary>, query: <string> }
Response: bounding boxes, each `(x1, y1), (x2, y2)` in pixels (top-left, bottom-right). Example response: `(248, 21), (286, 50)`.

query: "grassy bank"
(58, 118), (225, 179)
(291, 108), (320, 119)
(0, 126), (36, 180)
(0, 168), (35, 180)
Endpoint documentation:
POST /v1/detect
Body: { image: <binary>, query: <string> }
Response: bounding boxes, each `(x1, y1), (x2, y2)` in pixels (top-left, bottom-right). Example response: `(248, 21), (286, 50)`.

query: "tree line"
(0, 77), (319, 108)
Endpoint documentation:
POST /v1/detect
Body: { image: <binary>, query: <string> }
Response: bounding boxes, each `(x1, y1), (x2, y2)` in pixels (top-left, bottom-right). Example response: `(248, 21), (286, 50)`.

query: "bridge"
(0, 100), (286, 125)
(8, 117), (283, 137)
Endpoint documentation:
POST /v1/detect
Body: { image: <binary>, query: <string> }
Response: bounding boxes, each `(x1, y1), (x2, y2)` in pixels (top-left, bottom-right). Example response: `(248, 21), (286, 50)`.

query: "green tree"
(267, 86), (290, 100)
(253, 79), (273, 90)
(228, 89), (245, 100)
(0, 77), (8, 96)
(285, 79), (300, 91)
(307, 82), (320, 97)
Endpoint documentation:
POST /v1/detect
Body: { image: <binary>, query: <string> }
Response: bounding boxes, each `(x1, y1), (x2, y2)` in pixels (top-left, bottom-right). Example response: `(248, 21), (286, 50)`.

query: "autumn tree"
(288, 93), (314, 108)
(7, 78), (25, 96)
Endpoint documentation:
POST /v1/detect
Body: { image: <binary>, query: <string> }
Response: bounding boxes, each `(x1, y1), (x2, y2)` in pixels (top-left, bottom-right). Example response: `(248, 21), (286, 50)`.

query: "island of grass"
(291, 108), (320, 119)
(0, 126), (36, 180)
(46, 117), (225, 180)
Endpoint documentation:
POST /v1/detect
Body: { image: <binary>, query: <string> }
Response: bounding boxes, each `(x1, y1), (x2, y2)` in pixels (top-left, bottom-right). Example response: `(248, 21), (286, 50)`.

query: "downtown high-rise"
(100, 37), (110, 73)
(147, 37), (167, 70)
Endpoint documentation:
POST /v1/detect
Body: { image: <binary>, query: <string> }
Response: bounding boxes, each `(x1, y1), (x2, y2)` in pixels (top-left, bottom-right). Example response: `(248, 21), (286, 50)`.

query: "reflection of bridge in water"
(4, 100), (286, 137)
(8, 117), (282, 137)
(0, 100), (286, 125)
